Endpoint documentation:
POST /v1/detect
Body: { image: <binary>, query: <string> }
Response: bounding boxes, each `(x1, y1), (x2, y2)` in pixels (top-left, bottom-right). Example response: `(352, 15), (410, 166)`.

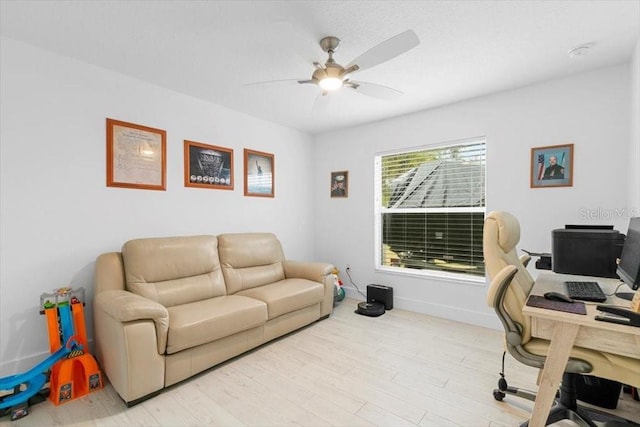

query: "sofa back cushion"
(122, 235), (226, 307)
(218, 233), (285, 294)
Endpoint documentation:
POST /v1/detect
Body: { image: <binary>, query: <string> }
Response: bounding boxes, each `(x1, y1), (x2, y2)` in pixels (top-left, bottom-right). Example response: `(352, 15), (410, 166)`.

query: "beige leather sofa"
(93, 233), (334, 405)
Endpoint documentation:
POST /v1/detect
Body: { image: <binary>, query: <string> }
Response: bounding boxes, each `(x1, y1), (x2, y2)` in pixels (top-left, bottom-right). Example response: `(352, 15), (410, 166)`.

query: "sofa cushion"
(166, 295), (267, 354)
(123, 235), (226, 307)
(236, 278), (323, 319)
(218, 233), (286, 294)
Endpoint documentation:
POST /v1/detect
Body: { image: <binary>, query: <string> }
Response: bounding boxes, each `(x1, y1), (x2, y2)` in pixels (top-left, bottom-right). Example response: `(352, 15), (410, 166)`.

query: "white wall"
(2, 35), (636, 375)
(313, 65), (632, 328)
(0, 37), (315, 375)
(629, 39), (640, 217)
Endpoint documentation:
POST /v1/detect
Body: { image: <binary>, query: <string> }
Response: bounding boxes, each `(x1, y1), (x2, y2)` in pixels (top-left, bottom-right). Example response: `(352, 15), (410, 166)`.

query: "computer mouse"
(544, 291), (574, 303)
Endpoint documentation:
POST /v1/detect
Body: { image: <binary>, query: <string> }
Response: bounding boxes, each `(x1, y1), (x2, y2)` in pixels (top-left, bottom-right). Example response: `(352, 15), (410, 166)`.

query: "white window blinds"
(375, 138), (486, 277)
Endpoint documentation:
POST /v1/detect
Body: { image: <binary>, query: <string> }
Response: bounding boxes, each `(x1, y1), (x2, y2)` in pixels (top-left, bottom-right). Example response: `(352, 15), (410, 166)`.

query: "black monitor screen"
(617, 217), (640, 291)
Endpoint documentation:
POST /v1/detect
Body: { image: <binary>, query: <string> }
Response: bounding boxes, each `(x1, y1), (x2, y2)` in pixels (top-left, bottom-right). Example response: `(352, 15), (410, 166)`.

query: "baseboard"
(342, 287), (501, 330)
(0, 338), (96, 377)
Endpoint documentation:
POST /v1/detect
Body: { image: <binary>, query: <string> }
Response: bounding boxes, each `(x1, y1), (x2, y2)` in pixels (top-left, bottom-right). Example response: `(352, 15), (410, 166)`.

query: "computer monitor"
(615, 217), (640, 301)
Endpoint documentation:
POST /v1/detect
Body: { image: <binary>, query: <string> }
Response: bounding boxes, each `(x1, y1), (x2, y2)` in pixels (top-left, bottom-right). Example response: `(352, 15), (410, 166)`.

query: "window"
(375, 137), (486, 278)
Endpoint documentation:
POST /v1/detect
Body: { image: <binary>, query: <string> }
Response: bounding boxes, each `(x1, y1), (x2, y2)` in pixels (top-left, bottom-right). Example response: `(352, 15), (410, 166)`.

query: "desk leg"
(528, 322), (580, 427)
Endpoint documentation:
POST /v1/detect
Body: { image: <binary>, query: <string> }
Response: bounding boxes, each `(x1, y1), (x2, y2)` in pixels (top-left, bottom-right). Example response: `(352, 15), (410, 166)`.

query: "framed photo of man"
(530, 144), (574, 188)
(331, 171), (348, 198)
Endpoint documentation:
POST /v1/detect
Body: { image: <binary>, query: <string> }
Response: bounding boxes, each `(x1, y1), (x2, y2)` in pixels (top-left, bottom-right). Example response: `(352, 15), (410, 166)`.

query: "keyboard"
(564, 281), (607, 302)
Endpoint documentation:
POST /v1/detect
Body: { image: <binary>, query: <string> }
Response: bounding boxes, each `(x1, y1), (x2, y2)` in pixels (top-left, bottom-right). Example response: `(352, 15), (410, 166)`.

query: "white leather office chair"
(483, 211), (640, 426)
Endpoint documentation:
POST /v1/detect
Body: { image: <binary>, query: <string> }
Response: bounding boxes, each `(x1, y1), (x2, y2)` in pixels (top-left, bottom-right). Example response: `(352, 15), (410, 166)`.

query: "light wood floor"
(2, 298), (638, 426)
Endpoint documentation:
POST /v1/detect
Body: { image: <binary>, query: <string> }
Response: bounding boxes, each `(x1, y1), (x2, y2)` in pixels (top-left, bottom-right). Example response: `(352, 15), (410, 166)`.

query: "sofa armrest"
(93, 289), (168, 403)
(284, 261), (335, 317)
(283, 260), (334, 283)
(94, 290), (169, 354)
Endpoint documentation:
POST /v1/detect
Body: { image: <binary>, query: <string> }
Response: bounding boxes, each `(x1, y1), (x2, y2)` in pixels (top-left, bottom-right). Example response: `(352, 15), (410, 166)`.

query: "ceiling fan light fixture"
(260, 30), (419, 103)
(318, 76), (343, 91)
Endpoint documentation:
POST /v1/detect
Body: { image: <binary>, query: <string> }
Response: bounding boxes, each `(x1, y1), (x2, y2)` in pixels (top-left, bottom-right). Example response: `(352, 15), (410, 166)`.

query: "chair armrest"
(94, 290), (169, 354)
(486, 265), (524, 346)
(519, 254), (531, 268)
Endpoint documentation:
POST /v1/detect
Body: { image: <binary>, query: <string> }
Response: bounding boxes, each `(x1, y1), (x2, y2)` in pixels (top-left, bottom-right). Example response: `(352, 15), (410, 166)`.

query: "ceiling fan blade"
(347, 80), (403, 99)
(244, 78), (302, 87)
(346, 30), (419, 72)
(311, 92), (330, 115)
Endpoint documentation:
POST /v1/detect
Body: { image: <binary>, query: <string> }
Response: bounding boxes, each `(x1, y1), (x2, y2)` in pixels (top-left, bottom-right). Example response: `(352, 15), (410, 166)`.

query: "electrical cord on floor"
(345, 267), (367, 298)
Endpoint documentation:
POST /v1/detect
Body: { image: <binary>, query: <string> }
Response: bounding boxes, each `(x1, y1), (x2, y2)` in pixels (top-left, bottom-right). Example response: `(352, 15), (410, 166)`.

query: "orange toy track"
(41, 288), (103, 405)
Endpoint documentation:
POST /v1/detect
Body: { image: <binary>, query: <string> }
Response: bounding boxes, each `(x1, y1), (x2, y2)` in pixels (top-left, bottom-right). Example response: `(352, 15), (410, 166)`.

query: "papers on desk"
(526, 295), (587, 315)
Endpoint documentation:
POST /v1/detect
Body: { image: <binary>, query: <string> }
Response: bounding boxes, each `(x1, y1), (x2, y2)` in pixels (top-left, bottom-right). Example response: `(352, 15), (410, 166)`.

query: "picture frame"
(244, 149), (274, 197)
(106, 118), (166, 190)
(330, 171), (349, 198)
(530, 143), (574, 188)
(184, 140), (234, 190)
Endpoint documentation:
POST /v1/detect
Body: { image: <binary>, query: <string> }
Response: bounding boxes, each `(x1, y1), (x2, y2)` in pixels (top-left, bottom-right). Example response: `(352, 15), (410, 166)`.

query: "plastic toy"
(0, 287), (102, 420)
(331, 267), (345, 303)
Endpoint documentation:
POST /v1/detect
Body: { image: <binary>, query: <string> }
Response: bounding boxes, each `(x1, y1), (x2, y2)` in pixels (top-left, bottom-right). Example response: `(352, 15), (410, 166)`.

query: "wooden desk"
(522, 272), (640, 427)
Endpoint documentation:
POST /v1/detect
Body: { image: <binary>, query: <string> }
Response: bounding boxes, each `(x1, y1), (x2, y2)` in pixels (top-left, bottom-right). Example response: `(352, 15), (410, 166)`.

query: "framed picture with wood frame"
(184, 140), (234, 190)
(244, 149), (274, 197)
(106, 118), (166, 190)
(530, 143), (574, 188)
(330, 171), (349, 198)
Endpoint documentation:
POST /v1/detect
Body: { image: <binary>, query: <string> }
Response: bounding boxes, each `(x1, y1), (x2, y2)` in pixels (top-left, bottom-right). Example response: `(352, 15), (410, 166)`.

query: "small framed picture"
(331, 171), (348, 198)
(530, 144), (574, 188)
(106, 118), (166, 190)
(244, 149), (274, 197)
(184, 140), (234, 190)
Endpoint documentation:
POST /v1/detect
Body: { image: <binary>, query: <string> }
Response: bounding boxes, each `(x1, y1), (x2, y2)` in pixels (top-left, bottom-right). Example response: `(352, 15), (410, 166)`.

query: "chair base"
(493, 385), (537, 403)
(520, 404), (595, 427)
(497, 388), (640, 427)
(494, 371), (639, 427)
(519, 404), (640, 427)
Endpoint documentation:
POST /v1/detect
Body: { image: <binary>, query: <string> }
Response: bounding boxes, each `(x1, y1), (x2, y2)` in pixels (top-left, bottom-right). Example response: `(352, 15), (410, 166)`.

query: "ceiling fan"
(248, 30), (420, 109)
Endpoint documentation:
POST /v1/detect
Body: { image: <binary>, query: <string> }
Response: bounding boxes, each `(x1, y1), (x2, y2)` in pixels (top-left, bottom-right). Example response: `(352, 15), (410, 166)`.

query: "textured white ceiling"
(1, 1), (638, 135)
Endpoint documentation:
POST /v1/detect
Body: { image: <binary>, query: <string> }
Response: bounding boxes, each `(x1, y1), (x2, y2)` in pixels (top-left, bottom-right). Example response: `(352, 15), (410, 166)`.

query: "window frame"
(374, 137), (487, 283)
